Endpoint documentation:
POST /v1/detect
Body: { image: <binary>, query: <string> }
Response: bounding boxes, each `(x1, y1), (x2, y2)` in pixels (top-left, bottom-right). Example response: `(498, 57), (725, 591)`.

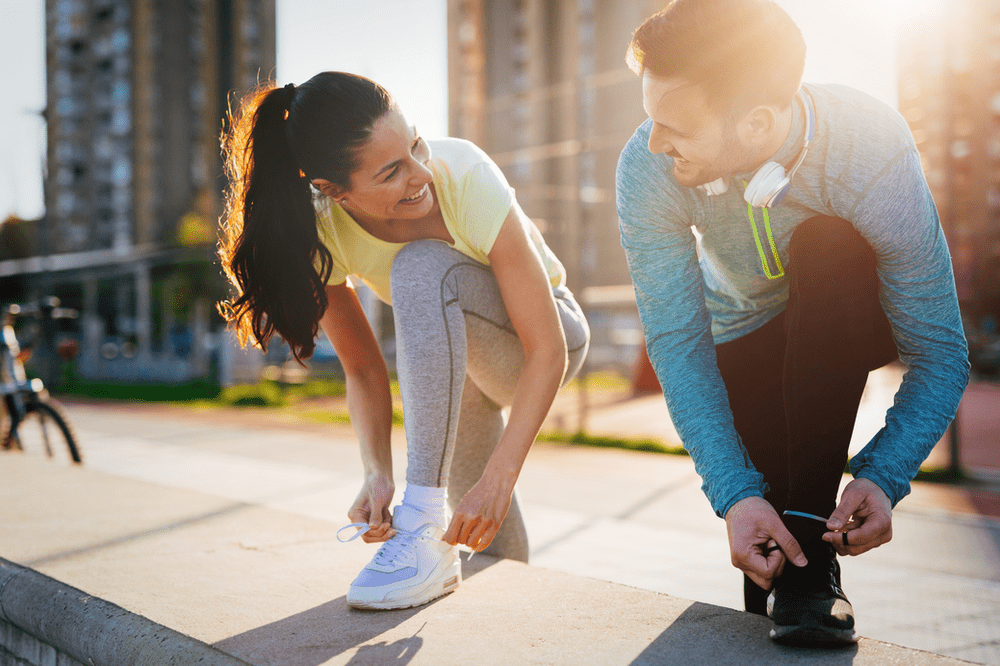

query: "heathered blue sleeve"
(832, 137), (970, 507)
(616, 122), (766, 518)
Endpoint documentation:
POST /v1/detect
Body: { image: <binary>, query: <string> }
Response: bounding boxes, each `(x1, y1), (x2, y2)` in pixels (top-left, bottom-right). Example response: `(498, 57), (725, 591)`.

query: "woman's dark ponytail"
(218, 73), (393, 362)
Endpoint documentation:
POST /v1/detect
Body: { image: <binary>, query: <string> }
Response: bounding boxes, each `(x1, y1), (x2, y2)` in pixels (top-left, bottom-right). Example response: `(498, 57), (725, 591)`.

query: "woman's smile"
(400, 183), (429, 205)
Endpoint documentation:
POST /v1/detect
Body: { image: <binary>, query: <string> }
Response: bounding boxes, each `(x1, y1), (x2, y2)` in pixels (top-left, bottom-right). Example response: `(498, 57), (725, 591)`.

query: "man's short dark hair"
(627, 0), (806, 116)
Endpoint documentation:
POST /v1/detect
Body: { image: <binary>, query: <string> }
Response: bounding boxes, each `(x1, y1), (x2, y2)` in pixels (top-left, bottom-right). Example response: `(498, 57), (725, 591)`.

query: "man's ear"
(312, 178), (344, 200)
(737, 105), (779, 147)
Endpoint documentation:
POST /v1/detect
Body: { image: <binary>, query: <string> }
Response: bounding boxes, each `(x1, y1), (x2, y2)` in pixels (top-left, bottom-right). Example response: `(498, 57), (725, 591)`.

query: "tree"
(0, 215), (37, 260)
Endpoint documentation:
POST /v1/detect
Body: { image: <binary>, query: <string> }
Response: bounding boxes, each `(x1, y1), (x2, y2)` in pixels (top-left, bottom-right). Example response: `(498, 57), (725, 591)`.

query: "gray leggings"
(390, 240), (589, 561)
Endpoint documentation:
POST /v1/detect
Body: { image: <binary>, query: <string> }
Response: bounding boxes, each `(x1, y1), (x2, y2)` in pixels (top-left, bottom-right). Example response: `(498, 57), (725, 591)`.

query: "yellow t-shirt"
(314, 138), (566, 305)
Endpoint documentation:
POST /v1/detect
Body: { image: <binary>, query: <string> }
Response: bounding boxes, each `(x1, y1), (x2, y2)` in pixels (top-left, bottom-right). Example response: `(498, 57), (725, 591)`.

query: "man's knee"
(788, 216), (879, 300)
(789, 216), (873, 267)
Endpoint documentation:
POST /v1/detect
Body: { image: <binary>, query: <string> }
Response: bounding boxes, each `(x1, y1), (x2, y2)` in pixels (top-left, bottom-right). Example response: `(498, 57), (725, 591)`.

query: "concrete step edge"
(0, 557), (250, 666)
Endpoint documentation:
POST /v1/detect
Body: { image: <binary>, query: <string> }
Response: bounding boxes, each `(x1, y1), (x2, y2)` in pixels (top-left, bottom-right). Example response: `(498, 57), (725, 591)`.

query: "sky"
(0, 0), (944, 222)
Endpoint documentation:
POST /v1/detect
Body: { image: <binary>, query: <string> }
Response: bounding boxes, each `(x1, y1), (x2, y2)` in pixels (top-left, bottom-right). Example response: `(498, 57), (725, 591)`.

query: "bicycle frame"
(1, 311), (46, 435)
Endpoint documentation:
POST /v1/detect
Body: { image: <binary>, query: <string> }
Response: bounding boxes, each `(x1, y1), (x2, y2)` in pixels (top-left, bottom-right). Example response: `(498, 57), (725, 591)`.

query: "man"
(615, 0), (969, 647)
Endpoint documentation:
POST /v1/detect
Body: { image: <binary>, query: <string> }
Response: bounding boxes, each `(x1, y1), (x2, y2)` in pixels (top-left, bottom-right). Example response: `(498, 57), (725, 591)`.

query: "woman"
(218, 72), (589, 610)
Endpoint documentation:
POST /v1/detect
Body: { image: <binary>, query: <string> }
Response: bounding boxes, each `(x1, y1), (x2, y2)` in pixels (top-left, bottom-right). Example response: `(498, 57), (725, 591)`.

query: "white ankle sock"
(402, 483), (447, 526)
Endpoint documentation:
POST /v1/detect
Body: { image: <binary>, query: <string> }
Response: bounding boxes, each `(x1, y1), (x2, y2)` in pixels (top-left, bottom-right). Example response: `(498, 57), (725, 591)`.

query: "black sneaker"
(767, 512), (858, 647)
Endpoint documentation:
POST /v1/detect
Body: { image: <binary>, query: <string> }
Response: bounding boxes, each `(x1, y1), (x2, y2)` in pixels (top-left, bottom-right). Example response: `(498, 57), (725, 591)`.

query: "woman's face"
(334, 108), (436, 224)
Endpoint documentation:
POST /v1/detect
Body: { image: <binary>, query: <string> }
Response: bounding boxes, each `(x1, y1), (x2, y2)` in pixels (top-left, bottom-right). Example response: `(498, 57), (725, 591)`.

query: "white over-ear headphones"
(698, 88), (816, 208)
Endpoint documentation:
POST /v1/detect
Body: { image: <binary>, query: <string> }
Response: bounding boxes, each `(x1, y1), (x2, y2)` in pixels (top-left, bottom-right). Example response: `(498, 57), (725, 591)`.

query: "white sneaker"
(346, 504), (461, 610)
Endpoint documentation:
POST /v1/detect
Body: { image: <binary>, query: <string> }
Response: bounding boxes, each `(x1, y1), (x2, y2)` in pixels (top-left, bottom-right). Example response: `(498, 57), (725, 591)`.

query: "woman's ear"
(312, 178), (344, 201)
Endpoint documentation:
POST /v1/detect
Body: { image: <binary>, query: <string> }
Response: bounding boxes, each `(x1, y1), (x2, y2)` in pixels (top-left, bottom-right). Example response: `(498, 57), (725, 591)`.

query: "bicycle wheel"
(0, 399), (16, 450)
(19, 396), (82, 464)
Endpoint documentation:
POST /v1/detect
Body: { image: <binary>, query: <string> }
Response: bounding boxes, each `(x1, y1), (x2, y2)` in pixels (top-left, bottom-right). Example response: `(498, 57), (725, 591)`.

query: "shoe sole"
(348, 557), (462, 611)
(770, 623), (858, 647)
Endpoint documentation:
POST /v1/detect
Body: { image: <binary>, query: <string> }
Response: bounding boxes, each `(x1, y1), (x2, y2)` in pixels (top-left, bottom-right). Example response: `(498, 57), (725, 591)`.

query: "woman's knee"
(391, 239), (452, 281)
(390, 241), (467, 308)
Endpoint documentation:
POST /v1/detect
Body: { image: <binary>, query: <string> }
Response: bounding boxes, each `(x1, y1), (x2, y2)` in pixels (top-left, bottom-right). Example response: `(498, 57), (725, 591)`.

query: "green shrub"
(58, 377), (221, 402)
(218, 381), (286, 407)
(537, 430), (688, 456)
(284, 378), (347, 399)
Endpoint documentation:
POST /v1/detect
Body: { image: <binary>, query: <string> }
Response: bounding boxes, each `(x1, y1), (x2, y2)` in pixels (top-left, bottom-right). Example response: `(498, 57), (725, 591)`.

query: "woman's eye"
(382, 136), (424, 182)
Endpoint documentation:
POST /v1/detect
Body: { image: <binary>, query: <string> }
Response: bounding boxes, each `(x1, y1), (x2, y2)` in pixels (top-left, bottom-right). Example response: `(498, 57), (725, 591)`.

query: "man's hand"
(824, 477), (892, 556)
(725, 496), (807, 590)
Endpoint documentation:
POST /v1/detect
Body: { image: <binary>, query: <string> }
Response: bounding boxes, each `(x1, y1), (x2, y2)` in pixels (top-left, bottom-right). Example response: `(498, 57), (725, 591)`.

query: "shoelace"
(763, 511), (836, 555)
(337, 522), (475, 561)
(783, 510), (830, 524)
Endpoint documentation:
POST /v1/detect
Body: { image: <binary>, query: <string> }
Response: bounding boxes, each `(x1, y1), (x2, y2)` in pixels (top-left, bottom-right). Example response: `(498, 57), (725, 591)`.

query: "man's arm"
(832, 140), (969, 508)
(616, 125), (766, 518)
(816, 111), (969, 554)
(617, 125), (812, 587)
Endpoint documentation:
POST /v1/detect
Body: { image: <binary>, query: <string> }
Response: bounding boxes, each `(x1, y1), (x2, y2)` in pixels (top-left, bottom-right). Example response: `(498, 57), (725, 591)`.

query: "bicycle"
(1, 297), (82, 464)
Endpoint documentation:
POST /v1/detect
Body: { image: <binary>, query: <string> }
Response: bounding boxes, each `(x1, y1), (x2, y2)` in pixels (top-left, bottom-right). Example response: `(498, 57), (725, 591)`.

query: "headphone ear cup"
(698, 177), (729, 196)
(744, 161), (789, 208)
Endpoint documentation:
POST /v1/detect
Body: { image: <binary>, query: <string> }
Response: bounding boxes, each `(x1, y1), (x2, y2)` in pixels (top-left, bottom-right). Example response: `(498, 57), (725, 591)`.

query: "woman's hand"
(442, 202), (565, 552)
(320, 283), (397, 545)
(442, 471), (515, 551)
(348, 472), (396, 543)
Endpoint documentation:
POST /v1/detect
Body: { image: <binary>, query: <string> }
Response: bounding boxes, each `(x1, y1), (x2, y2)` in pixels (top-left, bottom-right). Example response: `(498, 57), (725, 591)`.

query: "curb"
(0, 558), (250, 666)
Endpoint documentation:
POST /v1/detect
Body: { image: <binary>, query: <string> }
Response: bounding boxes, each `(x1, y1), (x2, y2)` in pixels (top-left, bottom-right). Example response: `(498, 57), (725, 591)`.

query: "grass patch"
(283, 378), (348, 400)
(299, 406), (405, 426)
(58, 378), (221, 402)
(912, 466), (968, 485)
(217, 381), (287, 407)
(537, 430), (688, 456)
(56, 374), (348, 409)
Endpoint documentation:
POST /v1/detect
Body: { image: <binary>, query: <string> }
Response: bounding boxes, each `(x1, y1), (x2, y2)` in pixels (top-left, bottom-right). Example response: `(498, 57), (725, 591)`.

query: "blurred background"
(1, 0), (997, 396)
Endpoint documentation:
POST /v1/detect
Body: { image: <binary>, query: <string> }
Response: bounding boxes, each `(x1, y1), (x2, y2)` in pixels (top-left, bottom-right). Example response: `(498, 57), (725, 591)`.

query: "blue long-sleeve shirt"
(616, 83), (970, 518)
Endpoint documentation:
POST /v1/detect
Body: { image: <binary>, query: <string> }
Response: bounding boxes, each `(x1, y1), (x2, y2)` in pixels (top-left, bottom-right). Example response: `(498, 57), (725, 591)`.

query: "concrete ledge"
(0, 553), (975, 666)
(0, 558), (250, 666)
(0, 449), (982, 665)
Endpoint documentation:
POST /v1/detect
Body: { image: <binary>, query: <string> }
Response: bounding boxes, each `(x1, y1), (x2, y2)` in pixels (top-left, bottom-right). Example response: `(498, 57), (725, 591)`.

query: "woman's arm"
(319, 282), (396, 543)
(442, 201), (568, 551)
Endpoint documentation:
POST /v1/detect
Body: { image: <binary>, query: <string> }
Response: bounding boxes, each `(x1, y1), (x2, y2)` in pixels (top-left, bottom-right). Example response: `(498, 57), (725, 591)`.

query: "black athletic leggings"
(713, 216), (898, 613)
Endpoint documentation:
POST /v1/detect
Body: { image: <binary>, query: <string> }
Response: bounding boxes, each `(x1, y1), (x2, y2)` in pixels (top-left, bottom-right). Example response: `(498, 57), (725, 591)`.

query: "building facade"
(448, 0), (661, 370)
(897, 1), (1000, 335)
(0, 0), (275, 384)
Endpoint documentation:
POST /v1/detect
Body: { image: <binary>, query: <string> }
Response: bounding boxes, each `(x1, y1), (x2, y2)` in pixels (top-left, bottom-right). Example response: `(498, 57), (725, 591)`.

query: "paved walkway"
(551, 363), (1000, 485)
(4, 364), (999, 664)
(0, 453), (964, 666)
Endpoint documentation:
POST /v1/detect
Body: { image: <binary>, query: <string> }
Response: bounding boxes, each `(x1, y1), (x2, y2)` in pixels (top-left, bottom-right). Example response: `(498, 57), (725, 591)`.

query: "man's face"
(641, 72), (757, 188)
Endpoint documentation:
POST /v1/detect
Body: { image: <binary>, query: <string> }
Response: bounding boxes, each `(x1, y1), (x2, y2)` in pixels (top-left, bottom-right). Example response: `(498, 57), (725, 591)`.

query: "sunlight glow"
(865, 0), (945, 26)
(777, 0), (946, 109)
